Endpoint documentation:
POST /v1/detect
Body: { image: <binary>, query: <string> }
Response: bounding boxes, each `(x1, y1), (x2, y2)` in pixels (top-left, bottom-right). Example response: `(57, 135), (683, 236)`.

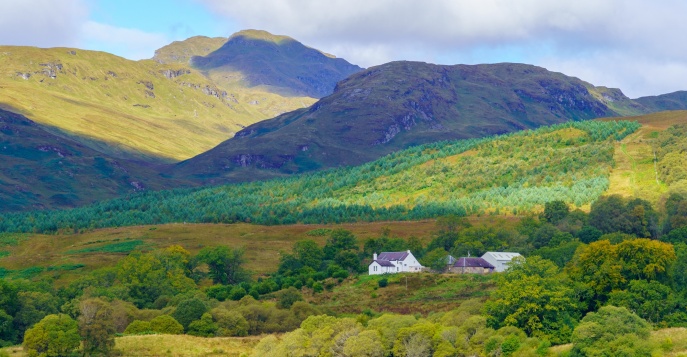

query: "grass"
(115, 334), (262, 357)
(153, 36), (227, 64)
(0, 217), (516, 285)
(308, 273), (496, 315)
(0, 45), (315, 162)
(67, 239), (145, 254)
(653, 328), (687, 357)
(602, 111), (686, 206)
(0, 233), (29, 247)
(0, 220), (442, 284)
(0, 335), (262, 357)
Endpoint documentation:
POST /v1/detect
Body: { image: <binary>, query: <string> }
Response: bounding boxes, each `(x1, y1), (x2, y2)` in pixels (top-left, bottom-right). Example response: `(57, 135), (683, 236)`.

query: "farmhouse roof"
(378, 251), (410, 261)
(373, 260), (396, 267)
(483, 252), (521, 261)
(453, 257), (495, 269)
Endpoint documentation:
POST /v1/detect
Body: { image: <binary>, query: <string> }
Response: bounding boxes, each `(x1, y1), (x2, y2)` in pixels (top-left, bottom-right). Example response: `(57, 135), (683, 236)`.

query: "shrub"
(571, 306), (657, 356)
(188, 313), (218, 337)
(211, 308), (248, 337)
(172, 298), (207, 330)
(229, 287), (247, 301)
(277, 287), (303, 309)
(378, 278), (388, 288)
(124, 320), (152, 334)
(149, 315), (183, 334)
(23, 314), (80, 357)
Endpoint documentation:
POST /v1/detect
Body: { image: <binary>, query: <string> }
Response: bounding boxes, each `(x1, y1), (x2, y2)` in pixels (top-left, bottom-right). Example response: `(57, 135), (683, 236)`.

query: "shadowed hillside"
(0, 109), (182, 211)
(171, 61), (626, 182)
(190, 29), (363, 98)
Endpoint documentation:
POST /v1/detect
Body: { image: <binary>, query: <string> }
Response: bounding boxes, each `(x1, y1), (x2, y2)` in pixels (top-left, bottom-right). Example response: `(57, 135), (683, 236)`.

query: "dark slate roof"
(378, 251), (409, 261)
(453, 257), (495, 269)
(374, 260), (396, 267)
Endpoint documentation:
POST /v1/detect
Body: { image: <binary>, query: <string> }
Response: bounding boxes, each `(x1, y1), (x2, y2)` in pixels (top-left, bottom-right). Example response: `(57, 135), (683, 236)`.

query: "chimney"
(373, 253), (377, 260)
(407, 250), (411, 254)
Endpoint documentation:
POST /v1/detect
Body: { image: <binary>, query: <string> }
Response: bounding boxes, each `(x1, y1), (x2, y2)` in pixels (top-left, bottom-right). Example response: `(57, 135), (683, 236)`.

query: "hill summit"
(170, 61), (624, 182)
(190, 29), (363, 98)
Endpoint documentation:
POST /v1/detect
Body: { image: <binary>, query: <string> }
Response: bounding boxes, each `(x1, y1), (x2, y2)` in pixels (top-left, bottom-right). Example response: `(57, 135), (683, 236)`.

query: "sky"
(0, 0), (685, 98)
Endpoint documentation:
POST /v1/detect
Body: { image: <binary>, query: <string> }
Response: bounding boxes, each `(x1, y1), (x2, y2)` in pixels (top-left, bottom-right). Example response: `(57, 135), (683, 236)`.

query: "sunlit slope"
(152, 35), (227, 64)
(0, 109), (181, 211)
(0, 120), (639, 233)
(0, 46), (311, 162)
(603, 110), (687, 205)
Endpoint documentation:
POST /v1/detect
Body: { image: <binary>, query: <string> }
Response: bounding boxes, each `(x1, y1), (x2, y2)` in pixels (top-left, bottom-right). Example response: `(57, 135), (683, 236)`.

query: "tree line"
(0, 120), (640, 233)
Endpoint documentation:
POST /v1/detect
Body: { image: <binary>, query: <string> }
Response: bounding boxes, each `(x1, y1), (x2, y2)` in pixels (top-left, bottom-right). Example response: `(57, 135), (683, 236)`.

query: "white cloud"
(198, 0), (687, 97)
(0, 0), (169, 60)
(80, 21), (170, 60)
(0, 0), (88, 47)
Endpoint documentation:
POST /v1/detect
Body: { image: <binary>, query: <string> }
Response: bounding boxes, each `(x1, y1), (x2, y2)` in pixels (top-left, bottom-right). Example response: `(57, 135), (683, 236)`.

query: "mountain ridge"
(190, 29), (363, 98)
(170, 61), (626, 182)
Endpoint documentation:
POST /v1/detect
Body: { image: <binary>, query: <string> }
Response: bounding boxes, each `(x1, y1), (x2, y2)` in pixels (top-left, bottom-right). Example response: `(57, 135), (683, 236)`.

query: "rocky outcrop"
(160, 68), (190, 79)
(40, 62), (63, 79)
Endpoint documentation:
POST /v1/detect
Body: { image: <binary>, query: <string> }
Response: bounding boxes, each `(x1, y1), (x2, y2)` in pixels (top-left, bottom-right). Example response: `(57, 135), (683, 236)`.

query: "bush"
(571, 306), (657, 356)
(188, 313), (218, 337)
(149, 315), (183, 334)
(229, 287), (247, 301)
(124, 320), (152, 334)
(378, 278), (388, 288)
(23, 314), (80, 357)
(211, 308), (249, 337)
(277, 287), (303, 309)
(172, 298), (207, 330)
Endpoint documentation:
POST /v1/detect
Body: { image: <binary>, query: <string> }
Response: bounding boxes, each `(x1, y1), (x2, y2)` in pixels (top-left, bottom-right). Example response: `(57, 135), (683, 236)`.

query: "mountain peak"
(230, 29), (295, 44)
(191, 29), (363, 98)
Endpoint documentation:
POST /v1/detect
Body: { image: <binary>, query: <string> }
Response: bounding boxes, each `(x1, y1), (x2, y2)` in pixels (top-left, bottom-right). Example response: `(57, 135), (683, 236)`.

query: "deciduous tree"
(79, 298), (115, 356)
(23, 314), (80, 357)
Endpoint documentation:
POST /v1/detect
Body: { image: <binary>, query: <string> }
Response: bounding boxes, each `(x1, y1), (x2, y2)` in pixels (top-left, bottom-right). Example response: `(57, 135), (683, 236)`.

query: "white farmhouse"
(369, 250), (424, 275)
(481, 252), (522, 272)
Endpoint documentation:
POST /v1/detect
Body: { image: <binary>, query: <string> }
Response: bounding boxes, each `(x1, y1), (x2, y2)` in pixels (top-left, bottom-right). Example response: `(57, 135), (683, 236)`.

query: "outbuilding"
(481, 252), (522, 272)
(448, 257), (495, 274)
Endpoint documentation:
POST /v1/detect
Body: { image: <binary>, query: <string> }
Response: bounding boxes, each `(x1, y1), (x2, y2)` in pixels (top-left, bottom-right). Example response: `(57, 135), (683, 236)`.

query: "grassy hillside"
(152, 36), (227, 64)
(0, 109), (182, 211)
(0, 220), (447, 282)
(171, 62), (629, 182)
(0, 120), (639, 233)
(604, 110), (687, 206)
(0, 44), (315, 162)
(635, 91), (687, 112)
